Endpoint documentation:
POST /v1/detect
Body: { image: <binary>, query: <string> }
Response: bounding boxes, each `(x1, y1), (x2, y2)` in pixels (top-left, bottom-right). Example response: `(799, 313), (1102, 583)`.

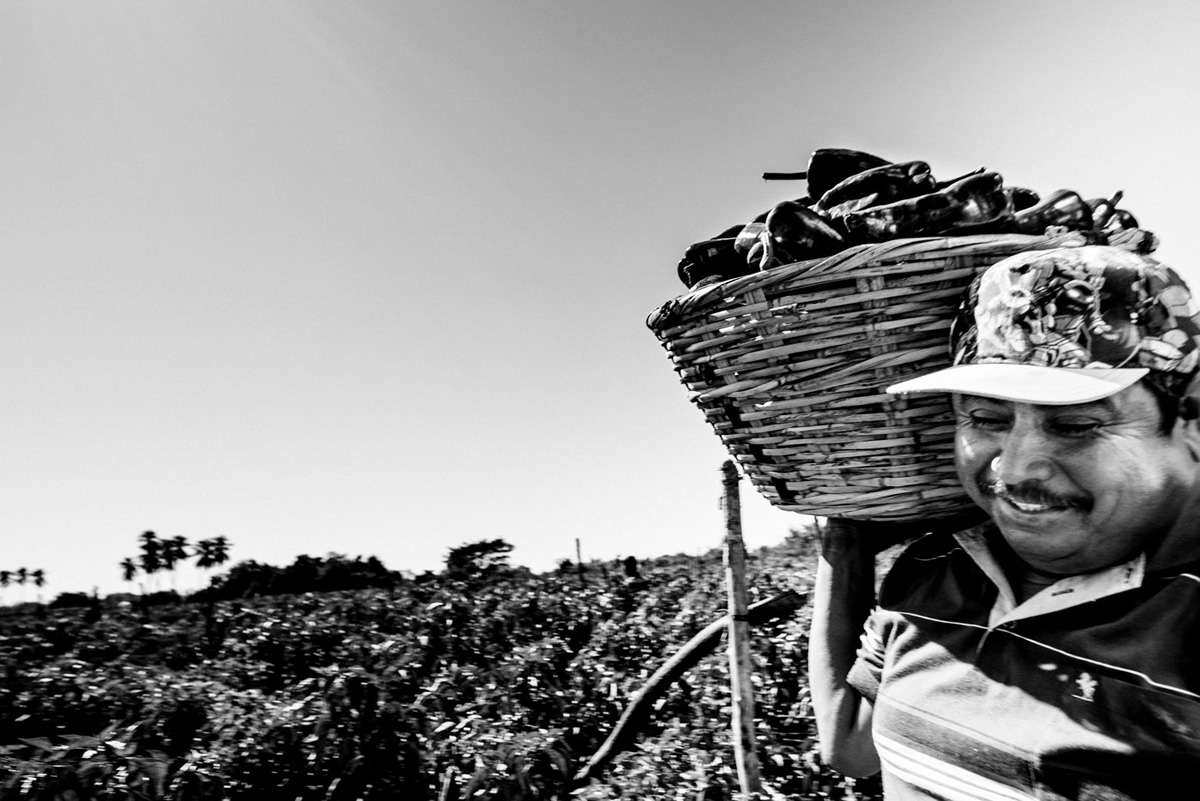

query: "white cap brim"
(886, 364), (1149, 405)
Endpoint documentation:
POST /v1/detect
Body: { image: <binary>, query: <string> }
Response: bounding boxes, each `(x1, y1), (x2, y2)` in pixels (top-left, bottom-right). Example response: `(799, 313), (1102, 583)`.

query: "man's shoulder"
(876, 522), (998, 614)
(894, 521), (995, 566)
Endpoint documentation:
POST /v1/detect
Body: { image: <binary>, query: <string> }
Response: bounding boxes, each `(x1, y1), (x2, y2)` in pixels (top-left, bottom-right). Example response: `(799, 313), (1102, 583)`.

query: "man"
(809, 246), (1200, 799)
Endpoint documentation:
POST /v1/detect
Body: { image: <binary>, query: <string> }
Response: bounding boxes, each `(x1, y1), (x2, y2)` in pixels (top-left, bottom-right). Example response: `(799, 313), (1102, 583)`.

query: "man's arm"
(808, 518), (881, 776)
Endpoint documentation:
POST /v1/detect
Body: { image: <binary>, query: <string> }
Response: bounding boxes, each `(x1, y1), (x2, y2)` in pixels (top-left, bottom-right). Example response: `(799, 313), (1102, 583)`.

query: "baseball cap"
(887, 246), (1200, 405)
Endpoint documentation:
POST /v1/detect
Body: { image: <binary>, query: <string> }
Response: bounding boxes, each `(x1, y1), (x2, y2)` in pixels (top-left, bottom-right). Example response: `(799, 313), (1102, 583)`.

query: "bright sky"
(4, 1), (1200, 598)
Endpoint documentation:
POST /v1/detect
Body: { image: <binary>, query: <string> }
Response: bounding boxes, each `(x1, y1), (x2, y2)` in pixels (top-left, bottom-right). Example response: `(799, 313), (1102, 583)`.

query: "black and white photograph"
(3, 2), (1200, 799)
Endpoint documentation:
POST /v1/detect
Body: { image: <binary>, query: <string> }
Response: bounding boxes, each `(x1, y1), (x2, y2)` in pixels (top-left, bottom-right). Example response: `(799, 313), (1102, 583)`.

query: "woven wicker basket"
(647, 230), (1153, 523)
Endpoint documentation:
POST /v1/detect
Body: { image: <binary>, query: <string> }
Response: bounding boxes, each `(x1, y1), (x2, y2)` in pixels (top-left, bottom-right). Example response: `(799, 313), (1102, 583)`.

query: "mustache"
(978, 478), (1091, 511)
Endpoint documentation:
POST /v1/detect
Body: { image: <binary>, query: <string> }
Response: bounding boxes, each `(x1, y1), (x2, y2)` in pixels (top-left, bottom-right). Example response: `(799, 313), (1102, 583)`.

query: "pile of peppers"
(676, 148), (1150, 289)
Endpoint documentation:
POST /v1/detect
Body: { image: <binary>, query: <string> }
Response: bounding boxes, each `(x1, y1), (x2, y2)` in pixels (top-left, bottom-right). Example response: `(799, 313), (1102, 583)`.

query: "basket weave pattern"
(647, 232), (1105, 522)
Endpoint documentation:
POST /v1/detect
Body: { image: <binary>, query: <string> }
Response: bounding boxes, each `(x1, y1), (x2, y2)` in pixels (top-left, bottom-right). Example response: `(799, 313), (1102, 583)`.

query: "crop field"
(0, 531), (881, 800)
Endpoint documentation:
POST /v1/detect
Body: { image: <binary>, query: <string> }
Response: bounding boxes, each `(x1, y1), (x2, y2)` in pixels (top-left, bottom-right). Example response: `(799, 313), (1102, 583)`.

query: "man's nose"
(990, 424), (1056, 484)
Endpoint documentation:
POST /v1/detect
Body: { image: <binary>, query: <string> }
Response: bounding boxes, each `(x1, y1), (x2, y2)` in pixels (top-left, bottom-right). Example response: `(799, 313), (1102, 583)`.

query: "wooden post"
(721, 460), (761, 795)
(576, 538), (585, 586)
(438, 766), (457, 801)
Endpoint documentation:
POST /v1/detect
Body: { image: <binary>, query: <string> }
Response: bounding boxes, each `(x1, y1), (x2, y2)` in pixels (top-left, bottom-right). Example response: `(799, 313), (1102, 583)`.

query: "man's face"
(953, 383), (1199, 575)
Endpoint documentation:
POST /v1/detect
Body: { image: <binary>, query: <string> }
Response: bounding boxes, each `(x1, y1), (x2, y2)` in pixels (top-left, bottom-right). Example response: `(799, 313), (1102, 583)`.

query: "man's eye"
(1049, 419), (1101, 437)
(966, 413), (1008, 431)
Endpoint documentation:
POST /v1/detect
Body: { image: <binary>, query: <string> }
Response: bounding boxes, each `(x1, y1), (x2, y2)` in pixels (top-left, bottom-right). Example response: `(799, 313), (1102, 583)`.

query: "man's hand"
(821, 512), (987, 558)
(820, 518), (919, 558)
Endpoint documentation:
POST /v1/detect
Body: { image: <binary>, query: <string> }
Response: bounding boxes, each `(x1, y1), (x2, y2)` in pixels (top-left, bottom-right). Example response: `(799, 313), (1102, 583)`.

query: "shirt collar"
(952, 527), (1146, 628)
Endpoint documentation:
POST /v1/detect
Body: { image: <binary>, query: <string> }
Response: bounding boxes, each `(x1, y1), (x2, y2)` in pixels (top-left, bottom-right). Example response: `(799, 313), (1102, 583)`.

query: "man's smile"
(1004, 497), (1065, 514)
(979, 477), (1091, 517)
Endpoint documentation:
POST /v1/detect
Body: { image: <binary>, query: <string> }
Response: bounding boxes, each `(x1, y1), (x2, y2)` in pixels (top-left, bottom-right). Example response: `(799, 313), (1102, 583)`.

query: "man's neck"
(1007, 563), (1063, 604)
(989, 537), (1073, 604)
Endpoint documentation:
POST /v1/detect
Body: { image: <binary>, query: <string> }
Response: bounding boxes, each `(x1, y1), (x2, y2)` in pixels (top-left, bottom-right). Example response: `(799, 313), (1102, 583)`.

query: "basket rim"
(647, 230), (1099, 334)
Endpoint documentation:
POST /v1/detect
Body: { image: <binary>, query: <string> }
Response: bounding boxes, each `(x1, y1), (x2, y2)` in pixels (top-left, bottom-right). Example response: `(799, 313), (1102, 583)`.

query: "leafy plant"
(0, 528), (876, 800)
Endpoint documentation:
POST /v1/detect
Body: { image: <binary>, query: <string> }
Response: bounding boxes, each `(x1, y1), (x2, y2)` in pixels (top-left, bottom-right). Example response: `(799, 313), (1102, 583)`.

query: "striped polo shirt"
(846, 522), (1200, 800)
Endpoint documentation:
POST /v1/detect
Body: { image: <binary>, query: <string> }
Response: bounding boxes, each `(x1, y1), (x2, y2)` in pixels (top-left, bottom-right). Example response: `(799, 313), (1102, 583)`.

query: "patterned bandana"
(889, 247), (1200, 403)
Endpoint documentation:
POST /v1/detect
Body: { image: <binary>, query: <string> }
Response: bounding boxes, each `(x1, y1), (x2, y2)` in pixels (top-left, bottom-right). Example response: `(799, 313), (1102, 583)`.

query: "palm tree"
(139, 532), (162, 591)
(161, 536), (190, 590)
(195, 536), (232, 591)
(30, 569), (45, 603)
(120, 557), (138, 584)
(195, 539), (215, 586)
(15, 568), (27, 604)
(210, 536), (231, 569)
(0, 571), (9, 606)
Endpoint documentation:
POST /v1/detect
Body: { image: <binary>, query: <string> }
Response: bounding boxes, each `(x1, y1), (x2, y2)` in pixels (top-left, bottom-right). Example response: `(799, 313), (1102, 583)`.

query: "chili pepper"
(735, 220), (788, 270)
(1005, 187), (1040, 212)
(1105, 208), (1139, 231)
(934, 166), (986, 190)
(935, 172), (1012, 234)
(734, 222), (768, 257)
(760, 148), (891, 200)
(1012, 189), (1094, 235)
(676, 224), (754, 288)
(943, 173), (1012, 232)
(745, 236), (772, 272)
(1086, 191), (1124, 230)
(841, 171), (1009, 242)
(765, 199), (845, 263)
(748, 196), (813, 226)
(808, 148), (891, 199)
(816, 160), (937, 217)
(676, 237), (751, 288)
